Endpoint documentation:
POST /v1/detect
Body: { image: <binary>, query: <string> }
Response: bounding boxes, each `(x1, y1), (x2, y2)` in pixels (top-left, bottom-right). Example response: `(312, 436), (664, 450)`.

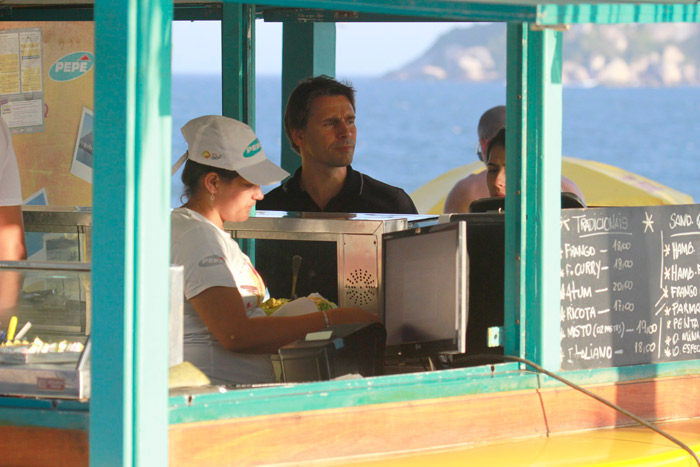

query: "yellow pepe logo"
(202, 151), (211, 159)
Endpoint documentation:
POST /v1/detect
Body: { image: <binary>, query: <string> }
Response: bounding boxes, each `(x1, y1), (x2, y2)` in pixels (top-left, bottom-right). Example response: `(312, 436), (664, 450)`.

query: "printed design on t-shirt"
(238, 260), (266, 310)
(198, 255), (225, 267)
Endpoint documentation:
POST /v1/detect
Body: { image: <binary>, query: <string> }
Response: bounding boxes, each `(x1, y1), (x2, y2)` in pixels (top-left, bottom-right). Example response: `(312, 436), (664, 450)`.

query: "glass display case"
(22, 206), (92, 263)
(0, 261), (91, 399)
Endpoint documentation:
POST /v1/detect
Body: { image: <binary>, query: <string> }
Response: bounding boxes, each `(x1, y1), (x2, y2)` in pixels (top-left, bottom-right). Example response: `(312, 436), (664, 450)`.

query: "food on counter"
(169, 361), (211, 389)
(307, 293), (337, 311)
(0, 339), (29, 347)
(260, 293), (337, 316)
(260, 297), (291, 315)
(0, 337), (84, 354)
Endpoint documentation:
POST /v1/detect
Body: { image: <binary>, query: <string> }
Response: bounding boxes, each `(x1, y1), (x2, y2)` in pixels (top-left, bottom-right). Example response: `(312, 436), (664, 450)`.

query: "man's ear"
(479, 139), (489, 163)
(290, 128), (304, 150)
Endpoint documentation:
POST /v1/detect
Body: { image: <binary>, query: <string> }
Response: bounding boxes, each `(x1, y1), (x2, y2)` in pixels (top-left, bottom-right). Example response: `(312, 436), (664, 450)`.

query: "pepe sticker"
(50, 52), (94, 82)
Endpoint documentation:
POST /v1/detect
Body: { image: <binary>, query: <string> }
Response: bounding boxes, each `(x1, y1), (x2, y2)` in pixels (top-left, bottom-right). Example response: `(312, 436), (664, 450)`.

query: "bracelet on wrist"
(320, 309), (330, 327)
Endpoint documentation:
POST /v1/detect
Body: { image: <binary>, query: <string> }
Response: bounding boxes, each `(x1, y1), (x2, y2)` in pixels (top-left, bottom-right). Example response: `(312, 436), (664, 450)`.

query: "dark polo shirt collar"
(282, 165), (362, 212)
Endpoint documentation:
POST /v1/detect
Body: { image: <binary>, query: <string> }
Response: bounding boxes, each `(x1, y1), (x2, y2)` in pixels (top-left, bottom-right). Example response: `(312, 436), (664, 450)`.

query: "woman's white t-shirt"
(170, 207), (275, 385)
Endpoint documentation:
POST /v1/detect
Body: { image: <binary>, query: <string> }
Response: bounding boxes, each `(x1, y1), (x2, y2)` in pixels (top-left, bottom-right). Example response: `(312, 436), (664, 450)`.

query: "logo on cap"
(244, 139), (262, 158)
(202, 151), (223, 160)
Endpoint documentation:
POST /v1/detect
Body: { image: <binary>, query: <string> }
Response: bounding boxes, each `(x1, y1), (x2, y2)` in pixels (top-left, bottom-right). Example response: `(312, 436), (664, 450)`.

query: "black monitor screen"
(382, 222), (468, 356)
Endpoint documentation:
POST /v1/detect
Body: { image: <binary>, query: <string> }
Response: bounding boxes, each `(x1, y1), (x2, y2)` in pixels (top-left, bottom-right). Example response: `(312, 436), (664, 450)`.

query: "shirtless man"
(443, 105), (584, 213)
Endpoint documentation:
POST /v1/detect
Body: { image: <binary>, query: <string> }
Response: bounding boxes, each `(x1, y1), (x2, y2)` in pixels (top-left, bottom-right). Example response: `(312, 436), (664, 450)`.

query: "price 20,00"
(612, 280), (634, 292)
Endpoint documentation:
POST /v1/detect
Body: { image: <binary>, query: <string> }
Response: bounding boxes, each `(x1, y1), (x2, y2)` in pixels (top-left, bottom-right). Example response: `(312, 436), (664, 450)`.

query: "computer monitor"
(470, 191), (586, 213)
(382, 222), (468, 357)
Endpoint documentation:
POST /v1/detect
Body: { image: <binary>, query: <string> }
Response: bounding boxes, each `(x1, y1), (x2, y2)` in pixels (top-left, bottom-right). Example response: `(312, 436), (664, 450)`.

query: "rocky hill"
(385, 23), (700, 86)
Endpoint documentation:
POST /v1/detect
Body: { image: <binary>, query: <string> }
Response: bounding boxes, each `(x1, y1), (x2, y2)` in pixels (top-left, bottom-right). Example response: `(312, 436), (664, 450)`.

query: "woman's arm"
(189, 286), (378, 354)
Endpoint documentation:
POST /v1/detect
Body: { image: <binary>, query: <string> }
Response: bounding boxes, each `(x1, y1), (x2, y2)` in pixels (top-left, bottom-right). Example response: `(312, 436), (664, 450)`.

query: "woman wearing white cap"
(171, 115), (378, 384)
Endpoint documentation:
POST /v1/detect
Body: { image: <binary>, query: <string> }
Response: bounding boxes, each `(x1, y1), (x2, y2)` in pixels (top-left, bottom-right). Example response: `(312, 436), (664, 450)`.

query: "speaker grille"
(346, 268), (376, 306)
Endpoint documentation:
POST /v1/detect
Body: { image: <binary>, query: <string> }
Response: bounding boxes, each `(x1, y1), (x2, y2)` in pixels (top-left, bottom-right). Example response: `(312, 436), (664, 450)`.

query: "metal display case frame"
(225, 211), (437, 317)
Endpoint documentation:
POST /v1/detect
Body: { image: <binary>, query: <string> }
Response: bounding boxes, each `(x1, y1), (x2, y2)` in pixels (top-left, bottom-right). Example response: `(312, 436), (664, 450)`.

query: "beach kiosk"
(1, 1), (700, 465)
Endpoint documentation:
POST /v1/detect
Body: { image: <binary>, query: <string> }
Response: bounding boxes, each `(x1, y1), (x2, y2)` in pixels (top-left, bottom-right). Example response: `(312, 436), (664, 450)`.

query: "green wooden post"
(92, 1), (172, 465)
(504, 22), (527, 359)
(222, 3), (258, 256)
(522, 26), (564, 370)
(222, 3), (256, 126)
(280, 22), (336, 173)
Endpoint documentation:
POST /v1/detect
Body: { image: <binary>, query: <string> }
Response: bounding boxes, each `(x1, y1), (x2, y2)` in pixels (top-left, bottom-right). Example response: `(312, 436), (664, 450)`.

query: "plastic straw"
(6, 316), (17, 342)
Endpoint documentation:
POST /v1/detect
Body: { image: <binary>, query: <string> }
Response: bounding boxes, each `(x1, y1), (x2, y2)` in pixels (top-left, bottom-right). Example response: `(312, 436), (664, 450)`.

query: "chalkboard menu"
(560, 205), (700, 370)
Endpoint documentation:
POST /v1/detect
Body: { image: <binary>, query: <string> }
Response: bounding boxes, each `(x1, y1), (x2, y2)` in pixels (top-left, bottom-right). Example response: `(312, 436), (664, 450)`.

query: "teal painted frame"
(504, 22), (526, 360)
(504, 23), (563, 371)
(537, 3), (700, 24)
(2, 2), (698, 25)
(222, 3), (256, 125)
(522, 26), (563, 370)
(221, 3), (258, 256)
(1, 2), (700, 463)
(91, 0), (172, 465)
(253, 1), (540, 22)
(167, 358), (700, 424)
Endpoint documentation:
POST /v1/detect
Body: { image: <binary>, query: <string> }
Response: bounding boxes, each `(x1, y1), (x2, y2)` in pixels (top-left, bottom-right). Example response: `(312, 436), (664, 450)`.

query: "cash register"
(277, 322), (386, 383)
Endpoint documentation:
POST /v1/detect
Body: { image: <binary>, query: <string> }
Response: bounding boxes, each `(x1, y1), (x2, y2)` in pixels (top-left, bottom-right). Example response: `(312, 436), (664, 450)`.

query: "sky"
(172, 20), (461, 77)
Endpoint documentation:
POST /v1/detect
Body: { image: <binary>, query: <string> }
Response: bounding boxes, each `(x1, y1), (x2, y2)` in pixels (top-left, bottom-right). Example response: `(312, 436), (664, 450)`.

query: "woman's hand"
(328, 307), (380, 326)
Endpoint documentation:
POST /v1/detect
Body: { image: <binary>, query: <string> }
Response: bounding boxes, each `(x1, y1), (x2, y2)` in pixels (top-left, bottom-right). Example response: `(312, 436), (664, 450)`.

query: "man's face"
(486, 144), (506, 197)
(292, 95), (356, 168)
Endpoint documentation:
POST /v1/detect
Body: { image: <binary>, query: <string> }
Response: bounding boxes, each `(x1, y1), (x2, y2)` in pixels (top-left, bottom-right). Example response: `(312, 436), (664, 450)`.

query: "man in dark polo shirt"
(258, 75), (417, 215)
(257, 76), (417, 302)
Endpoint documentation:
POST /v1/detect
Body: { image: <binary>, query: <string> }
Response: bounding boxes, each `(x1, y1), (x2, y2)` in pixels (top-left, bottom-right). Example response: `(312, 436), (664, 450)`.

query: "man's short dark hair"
(478, 105), (506, 141)
(284, 75), (356, 154)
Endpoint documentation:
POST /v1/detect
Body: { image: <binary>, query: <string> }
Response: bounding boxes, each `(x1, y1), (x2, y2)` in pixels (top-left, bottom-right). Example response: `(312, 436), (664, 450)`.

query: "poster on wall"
(70, 107), (93, 183)
(0, 27), (44, 134)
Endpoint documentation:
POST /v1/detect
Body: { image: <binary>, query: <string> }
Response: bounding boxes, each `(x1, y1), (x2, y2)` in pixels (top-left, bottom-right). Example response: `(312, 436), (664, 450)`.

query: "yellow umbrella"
(410, 156), (693, 215)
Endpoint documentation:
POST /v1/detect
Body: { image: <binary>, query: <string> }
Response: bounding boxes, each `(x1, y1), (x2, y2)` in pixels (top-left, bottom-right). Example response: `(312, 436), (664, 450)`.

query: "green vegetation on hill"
(386, 23), (700, 86)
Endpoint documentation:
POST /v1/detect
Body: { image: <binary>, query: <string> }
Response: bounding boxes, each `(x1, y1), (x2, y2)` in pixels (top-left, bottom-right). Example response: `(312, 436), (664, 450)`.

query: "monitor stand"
(428, 355), (451, 371)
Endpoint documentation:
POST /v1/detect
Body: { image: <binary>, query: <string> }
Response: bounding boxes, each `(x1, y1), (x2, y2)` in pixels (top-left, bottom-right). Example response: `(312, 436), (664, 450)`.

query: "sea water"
(171, 74), (700, 209)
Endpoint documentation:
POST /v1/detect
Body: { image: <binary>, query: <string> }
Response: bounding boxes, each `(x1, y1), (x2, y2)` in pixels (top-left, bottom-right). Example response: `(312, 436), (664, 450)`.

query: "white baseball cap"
(173, 115), (289, 186)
